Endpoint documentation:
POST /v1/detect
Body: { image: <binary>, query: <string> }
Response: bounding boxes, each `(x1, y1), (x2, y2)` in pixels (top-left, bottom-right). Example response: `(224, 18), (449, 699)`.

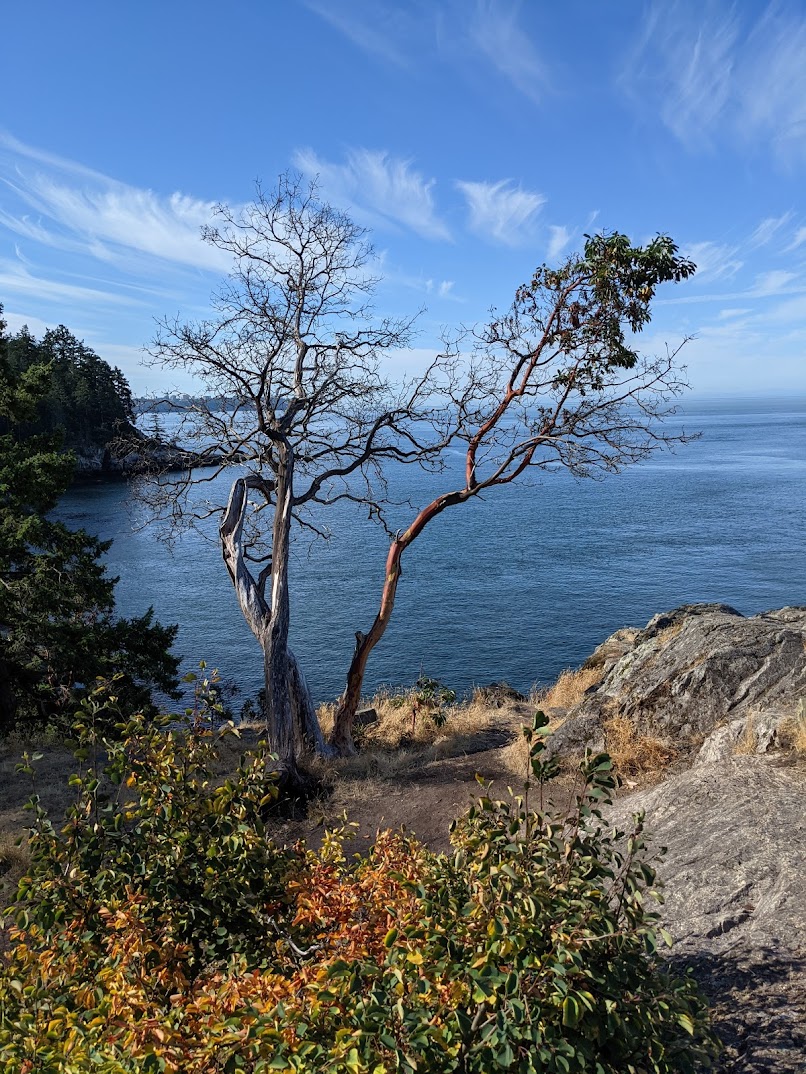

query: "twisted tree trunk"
(221, 467), (330, 785)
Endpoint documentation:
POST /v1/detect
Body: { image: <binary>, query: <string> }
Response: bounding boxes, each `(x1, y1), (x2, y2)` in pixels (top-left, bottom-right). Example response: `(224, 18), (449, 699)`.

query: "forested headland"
(0, 322), (135, 457)
(0, 308), (179, 734)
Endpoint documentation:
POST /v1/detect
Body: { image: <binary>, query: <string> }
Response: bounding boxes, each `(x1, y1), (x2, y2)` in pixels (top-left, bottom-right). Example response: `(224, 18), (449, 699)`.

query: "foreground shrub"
(0, 693), (718, 1072)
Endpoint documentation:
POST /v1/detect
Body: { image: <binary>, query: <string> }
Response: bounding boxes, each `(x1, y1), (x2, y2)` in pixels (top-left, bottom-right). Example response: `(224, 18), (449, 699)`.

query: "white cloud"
(293, 147), (450, 241)
(681, 240), (743, 280)
(469, 0), (549, 104)
(738, 7), (806, 160)
(3, 177), (227, 273)
(302, 0), (410, 66)
(0, 130), (107, 182)
(546, 224), (571, 260)
(623, 3), (806, 160)
(375, 257), (459, 300)
(750, 269), (799, 297)
(788, 225), (806, 250)
(748, 211), (794, 249)
(0, 133), (229, 273)
(623, 4), (738, 148)
(456, 178), (545, 245)
(644, 303), (806, 393)
(0, 258), (140, 307)
(767, 292), (806, 325)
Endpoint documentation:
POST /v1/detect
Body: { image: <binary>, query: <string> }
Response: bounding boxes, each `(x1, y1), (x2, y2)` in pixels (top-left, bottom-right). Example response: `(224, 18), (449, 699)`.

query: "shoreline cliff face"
(71, 433), (222, 482)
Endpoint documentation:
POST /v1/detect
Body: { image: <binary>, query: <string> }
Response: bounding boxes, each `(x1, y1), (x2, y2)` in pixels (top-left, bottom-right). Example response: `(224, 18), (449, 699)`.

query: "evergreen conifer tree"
(0, 308), (179, 734)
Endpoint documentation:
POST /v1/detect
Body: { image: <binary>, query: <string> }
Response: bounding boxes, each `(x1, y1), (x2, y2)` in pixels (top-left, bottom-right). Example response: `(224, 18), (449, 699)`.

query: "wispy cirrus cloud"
(302, 0), (550, 106)
(293, 147), (451, 241)
(546, 225), (571, 260)
(623, 3), (739, 149)
(382, 269), (458, 300)
(738, 5), (806, 159)
(623, 2), (806, 161)
(681, 240), (744, 281)
(456, 178), (545, 246)
(0, 134), (228, 273)
(748, 211), (795, 249)
(301, 0), (413, 67)
(660, 217), (806, 313)
(468, 0), (549, 104)
(0, 256), (142, 307)
(0, 134), (232, 392)
(749, 269), (799, 297)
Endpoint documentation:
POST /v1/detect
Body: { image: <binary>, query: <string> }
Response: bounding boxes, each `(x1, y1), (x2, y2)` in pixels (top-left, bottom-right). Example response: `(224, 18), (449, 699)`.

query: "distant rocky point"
(72, 430), (225, 481)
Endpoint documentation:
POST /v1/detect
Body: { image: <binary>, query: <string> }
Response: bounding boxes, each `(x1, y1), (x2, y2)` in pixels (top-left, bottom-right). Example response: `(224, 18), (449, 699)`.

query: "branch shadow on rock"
(670, 944), (806, 1073)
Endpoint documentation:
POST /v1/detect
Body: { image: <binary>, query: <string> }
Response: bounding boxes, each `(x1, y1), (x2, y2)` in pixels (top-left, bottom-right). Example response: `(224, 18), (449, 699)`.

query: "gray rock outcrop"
(546, 604), (806, 1069)
(611, 757), (806, 1072)
(73, 435), (224, 481)
(554, 603), (806, 757)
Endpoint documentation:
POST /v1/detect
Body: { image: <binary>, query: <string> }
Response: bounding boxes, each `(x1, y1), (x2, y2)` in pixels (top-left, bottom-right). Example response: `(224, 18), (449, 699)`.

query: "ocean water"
(55, 398), (806, 708)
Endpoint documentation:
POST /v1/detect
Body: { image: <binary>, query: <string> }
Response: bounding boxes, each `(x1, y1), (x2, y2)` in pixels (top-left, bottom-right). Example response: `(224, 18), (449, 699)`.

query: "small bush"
(0, 692), (718, 1073)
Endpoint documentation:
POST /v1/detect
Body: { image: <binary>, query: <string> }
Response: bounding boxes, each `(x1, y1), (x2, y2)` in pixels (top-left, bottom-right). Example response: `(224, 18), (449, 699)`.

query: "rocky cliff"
(72, 433), (223, 481)
(550, 603), (806, 761)
(549, 604), (806, 1072)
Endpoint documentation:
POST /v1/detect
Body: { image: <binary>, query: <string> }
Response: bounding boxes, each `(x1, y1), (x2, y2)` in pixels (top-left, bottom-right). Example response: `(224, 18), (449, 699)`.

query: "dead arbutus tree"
(137, 176), (450, 786)
(329, 232), (697, 754)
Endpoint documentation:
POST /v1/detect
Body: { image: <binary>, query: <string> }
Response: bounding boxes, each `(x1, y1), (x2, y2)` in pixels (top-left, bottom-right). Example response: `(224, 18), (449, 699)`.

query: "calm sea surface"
(56, 398), (806, 708)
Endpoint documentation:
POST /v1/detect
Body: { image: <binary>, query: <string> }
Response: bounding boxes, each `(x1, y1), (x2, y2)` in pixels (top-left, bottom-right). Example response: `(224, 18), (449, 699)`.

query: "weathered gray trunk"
(260, 445), (298, 780)
(289, 650), (329, 757)
(220, 465), (330, 785)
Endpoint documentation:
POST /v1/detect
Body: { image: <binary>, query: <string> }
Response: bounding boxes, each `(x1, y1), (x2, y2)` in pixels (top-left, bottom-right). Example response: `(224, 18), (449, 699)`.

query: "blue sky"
(1, 0), (805, 395)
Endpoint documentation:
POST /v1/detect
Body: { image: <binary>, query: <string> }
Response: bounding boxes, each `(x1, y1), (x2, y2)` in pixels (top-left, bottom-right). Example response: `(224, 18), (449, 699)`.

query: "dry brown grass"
(319, 688), (515, 754)
(655, 620), (685, 645)
(532, 665), (603, 711)
(314, 687), (526, 792)
(779, 701), (806, 756)
(502, 664), (604, 777)
(602, 716), (678, 779)
(0, 834), (30, 907)
(734, 716), (758, 756)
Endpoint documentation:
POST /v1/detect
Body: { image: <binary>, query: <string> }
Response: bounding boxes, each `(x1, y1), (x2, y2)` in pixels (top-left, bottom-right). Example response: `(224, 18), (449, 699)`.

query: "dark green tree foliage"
(0, 308), (179, 734)
(2, 322), (134, 451)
